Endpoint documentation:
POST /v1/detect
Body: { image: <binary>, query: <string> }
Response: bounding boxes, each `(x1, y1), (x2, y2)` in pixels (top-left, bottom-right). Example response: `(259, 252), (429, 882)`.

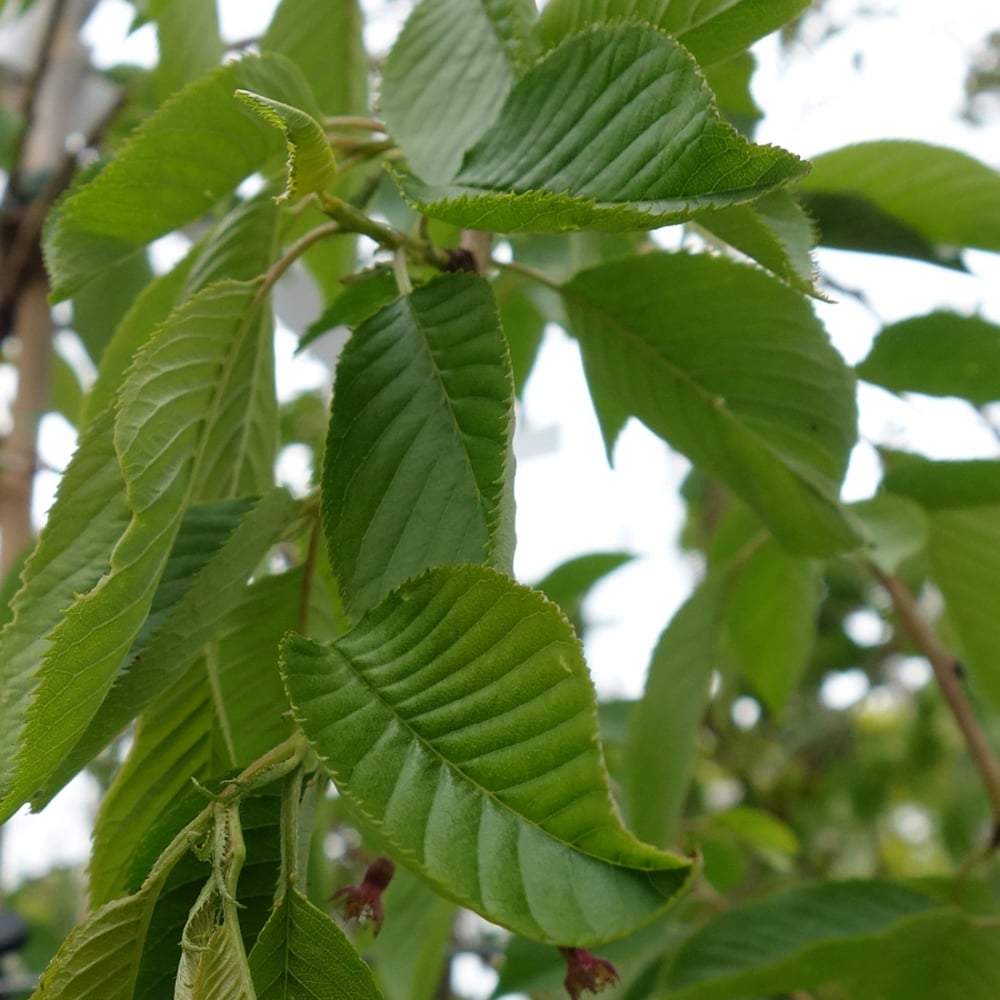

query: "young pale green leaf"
(536, 0), (809, 67)
(29, 883), (165, 1000)
(249, 886), (383, 999)
(281, 565), (693, 945)
(44, 53), (318, 300)
(625, 570), (732, 846)
(323, 274), (515, 619)
(40, 489), (297, 809)
(562, 252), (861, 556)
(263, 0), (367, 115)
(661, 880), (936, 999)
(850, 494), (928, 575)
(398, 23), (807, 232)
(236, 91), (337, 202)
(726, 539), (821, 714)
(857, 312), (1000, 405)
(0, 407), (129, 807)
(381, 0), (536, 185)
(694, 189), (820, 295)
(798, 141), (1000, 261)
(0, 280), (273, 823)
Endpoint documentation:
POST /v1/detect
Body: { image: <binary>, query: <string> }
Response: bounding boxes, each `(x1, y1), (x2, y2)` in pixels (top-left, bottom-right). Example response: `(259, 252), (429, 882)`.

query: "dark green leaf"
(799, 141), (1000, 261)
(399, 24), (807, 232)
(300, 272), (399, 348)
(881, 452), (1000, 509)
(858, 311), (1000, 405)
(381, 0), (536, 184)
(661, 880), (936, 999)
(534, 551), (634, 634)
(281, 565), (693, 945)
(536, 0), (810, 67)
(323, 274), (515, 618)
(44, 54), (318, 300)
(250, 886), (383, 999)
(562, 253), (861, 555)
(626, 570), (732, 846)
(263, 0), (367, 116)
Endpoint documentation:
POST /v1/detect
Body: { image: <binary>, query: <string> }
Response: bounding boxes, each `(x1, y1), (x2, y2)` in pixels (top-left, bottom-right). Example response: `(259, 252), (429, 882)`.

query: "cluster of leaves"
(2, 0), (1000, 998)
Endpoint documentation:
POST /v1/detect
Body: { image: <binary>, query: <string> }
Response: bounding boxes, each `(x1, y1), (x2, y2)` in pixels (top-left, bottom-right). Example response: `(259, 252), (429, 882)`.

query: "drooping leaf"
(695, 189), (820, 295)
(798, 141), (1000, 264)
(0, 407), (129, 805)
(152, 0), (223, 101)
(562, 252), (861, 556)
(881, 452), (1000, 509)
(323, 274), (515, 619)
(88, 567), (321, 907)
(236, 91), (338, 203)
(625, 570), (732, 846)
(43, 54), (319, 300)
(536, 0), (810, 67)
(300, 273), (399, 348)
(492, 269), (548, 394)
(661, 880), (937, 999)
(381, 0), (537, 185)
(702, 51), (763, 134)
(281, 565), (693, 945)
(263, 0), (367, 116)
(40, 489), (297, 810)
(726, 539), (821, 714)
(398, 24), (808, 232)
(249, 886), (383, 1000)
(0, 280), (274, 823)
(857, 311), (1000, 405)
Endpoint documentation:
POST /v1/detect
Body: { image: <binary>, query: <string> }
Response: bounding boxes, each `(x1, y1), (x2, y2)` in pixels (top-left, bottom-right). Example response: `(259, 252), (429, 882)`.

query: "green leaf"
(0, 407), (130, 807)
(881, 452), (1000, 509)
(300, 273), (399, 348)
(726, 539), (821, 713)
(366, 866), (453, 1000)
(398, 24), (807, 232)
(850, 494), (929, 575)
(381, 0), (537, 185)
(43, 54), (318, 300)
(625, 570), (732, 846)
(535, 551), (634, 634)
(29, 883), (165, 1000)
(925, 507), (1000, 710)
(88, 567), (318, 907)
(695, 189), (820, 295)
(236, 91), (338, 203)
(536, 0), (810, 67)
(798, 141), (1000, 262)
(281, 565), (693, 945)
(322, 274), (515, 619)
(661, 880), (936, 999)
(40, 489), (297, 810)
(493, 270), (547, 395)
(857, 311), (1000, 405)
(0, 279), (274, 823)
(263, 0), (367, 116)
(153, 0), (223, 101)
(249, 886), (383, 999)
(562, 252), (861, 556)
(711, 805), (799, 859)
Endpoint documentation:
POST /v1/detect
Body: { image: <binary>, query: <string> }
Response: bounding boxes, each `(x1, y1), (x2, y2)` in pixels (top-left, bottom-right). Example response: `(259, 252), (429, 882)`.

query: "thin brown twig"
(872, 564), (1000, 845)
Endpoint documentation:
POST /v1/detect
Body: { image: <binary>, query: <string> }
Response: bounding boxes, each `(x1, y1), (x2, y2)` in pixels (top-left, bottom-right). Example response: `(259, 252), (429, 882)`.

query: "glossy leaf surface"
(562, 252), (860, 555)
(281, 565), (693, 944)
(399, 24), (807, 232)
(323, 274), (514, 619)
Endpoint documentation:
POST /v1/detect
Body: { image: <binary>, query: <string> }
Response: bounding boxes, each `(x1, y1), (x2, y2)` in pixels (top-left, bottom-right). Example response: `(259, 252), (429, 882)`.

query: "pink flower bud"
(331, 855), (396, 936)
(558, 946), (619, 999)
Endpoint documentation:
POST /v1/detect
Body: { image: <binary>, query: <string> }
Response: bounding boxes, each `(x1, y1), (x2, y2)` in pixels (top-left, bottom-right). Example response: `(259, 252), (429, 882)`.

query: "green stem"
(494, 257), (561, 292)
(278, 766), (305, 901)
(323, 115), (388, 133)
(256, 219), (343, 307)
